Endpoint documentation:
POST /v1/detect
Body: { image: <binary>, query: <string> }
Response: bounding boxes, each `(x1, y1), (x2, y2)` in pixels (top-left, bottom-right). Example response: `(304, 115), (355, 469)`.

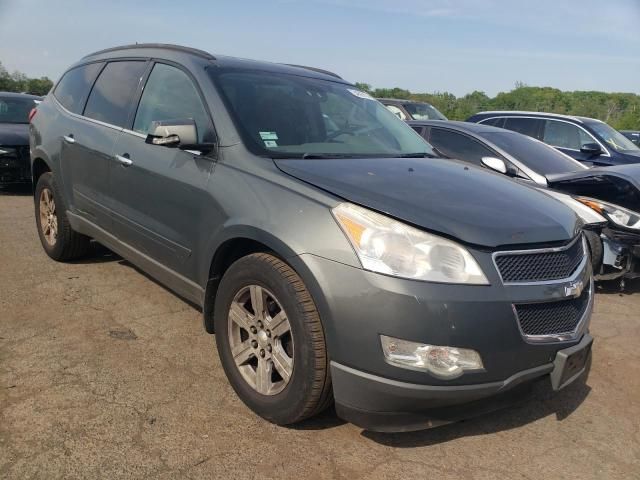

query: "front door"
(109, 62), (216, 278)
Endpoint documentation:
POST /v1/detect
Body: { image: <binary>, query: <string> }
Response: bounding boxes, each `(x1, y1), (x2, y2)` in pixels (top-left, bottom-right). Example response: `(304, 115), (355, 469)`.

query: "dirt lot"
(1, 188), (639, 480)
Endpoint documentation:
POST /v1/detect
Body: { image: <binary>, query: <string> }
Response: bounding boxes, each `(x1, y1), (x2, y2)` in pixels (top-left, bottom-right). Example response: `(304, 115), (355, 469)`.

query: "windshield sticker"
(264, 140), (278, 148)
(347, 89), (374, 100)
(259, 131), (279, 140)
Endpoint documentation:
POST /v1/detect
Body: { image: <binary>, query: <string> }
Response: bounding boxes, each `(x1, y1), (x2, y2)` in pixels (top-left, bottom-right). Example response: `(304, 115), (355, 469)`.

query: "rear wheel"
(214, 253), (332, 425)
(35, 172), (91, 261)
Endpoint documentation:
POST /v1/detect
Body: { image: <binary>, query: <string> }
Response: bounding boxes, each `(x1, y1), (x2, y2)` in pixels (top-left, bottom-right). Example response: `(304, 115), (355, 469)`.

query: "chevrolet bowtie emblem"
(565, 280), (584, 298)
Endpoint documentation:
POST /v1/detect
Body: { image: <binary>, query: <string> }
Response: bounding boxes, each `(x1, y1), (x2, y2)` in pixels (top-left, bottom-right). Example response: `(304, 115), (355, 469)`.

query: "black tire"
(214, 253), (332, 425)
(584, 230), (603, 275)
(34, 172), (91, 261)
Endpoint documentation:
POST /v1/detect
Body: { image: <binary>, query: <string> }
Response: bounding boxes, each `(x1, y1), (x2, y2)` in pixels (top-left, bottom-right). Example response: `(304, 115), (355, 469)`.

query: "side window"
(481, 117), (505, 128)
(133, 63), (213, 143)
(53, 63), (103, 114)
(385, 105), (407, 120)
(84, 61), (147, 127)
(503, 117), (543, 139)
(543, 120), (593, 150)
(428, 128), (497, 166)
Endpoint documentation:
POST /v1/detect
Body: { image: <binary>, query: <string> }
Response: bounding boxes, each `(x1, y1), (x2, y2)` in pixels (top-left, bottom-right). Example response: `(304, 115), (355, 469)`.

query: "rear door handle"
(63, 134), (75, 144)
(115, 154), (133, 167)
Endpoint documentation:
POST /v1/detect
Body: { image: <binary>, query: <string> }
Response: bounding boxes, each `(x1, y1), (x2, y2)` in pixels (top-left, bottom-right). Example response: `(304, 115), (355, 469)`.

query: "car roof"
(80, 43), (347, 84)
(471, 110), (607, 125)
(408, 119), (511, 135)
(0, 91), (42, 100)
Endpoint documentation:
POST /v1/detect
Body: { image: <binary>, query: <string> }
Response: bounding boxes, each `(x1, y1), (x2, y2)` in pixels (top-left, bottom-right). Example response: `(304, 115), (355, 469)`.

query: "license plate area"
(550, 334), (593, 391)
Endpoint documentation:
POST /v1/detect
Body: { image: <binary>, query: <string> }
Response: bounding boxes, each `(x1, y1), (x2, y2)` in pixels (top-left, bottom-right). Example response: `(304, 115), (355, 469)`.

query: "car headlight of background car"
(577, 197), (640, 230)
(332, 203), (489, 284)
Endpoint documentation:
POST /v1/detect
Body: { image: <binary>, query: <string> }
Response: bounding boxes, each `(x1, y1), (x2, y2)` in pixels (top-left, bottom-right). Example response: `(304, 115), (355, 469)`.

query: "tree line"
(355, 82), (640, 130)
(0, 62), (54, 96)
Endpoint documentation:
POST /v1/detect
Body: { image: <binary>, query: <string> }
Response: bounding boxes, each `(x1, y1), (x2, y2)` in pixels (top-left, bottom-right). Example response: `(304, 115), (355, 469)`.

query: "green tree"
(0, 61), (53, 95)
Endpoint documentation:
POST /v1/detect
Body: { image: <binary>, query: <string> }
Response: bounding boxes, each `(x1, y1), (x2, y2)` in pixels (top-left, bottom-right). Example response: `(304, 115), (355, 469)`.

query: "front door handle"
(115, 154), (133, 167)
(63, 134), (75, 144)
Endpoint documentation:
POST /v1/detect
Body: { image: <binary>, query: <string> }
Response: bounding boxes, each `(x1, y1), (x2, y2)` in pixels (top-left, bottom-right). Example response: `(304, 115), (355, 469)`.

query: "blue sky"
(1, 0), (639, 96)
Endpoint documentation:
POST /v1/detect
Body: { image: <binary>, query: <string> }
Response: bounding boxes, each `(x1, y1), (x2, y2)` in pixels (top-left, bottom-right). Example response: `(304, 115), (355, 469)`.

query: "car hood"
(547, 164), (640, 212)
(275, 157), (579, 248)
(0, 123), (29, 146)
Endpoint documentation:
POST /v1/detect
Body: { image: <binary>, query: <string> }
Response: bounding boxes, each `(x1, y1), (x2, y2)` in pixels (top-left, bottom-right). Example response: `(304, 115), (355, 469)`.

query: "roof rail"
(283, 64), (342, 79)
(83, 43), (216, 61)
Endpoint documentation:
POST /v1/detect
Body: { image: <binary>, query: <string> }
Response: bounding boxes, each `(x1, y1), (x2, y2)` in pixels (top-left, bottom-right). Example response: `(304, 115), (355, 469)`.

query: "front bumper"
(292, 246), (593, 431)
(333, 334), (593, 432)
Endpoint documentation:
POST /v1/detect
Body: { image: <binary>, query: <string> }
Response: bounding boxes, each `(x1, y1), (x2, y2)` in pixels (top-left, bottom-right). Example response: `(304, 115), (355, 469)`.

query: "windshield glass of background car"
(589, 122), (640, 152)
(0, 97), (37, 123)
(211, 70), (434, 158)
(404, 103), (447, 120)
(481, 131), (587, 175)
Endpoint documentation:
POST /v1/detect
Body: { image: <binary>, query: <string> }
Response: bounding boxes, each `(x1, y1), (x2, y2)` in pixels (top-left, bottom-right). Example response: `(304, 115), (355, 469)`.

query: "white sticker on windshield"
(259, 131), (279, 140)
(264, 140), (278, 148)
(347, 89), (374, 100)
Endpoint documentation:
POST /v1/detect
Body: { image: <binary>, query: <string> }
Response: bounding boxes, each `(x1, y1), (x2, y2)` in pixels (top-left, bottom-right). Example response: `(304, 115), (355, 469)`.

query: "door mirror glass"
(481, 156), (508, 174)
(580, 142), (602, 156)
(145, 118), (198, 146)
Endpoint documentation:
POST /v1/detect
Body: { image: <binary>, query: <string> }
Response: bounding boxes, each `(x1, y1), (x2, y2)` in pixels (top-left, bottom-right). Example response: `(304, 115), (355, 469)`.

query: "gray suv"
(30, 44), (593, 432)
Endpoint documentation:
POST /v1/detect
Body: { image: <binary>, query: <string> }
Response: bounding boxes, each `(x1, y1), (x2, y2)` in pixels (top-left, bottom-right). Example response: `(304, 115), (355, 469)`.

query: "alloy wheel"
(228, 285), (294, 395)
(39, 188), (58, 246)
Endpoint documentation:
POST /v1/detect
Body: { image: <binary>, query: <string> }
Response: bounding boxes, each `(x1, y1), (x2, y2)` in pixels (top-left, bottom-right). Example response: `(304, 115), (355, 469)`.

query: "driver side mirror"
(580, 142), (602, 157)
(481, 156), (518, 177)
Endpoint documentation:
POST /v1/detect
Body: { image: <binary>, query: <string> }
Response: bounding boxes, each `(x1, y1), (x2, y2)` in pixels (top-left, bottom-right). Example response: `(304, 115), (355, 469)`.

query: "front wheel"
(214, 253), (332, 425)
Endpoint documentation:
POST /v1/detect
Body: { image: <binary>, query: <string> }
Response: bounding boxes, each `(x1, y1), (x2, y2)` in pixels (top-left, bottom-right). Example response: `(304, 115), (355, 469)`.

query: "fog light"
(380, 335), (484, 379)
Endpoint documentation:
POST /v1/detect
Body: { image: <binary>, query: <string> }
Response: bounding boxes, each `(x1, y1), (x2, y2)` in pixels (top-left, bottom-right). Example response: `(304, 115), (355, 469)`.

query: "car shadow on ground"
(596, 277), (640, 295)
(0, 184), (32, 196)
(68, 242), (123, 264)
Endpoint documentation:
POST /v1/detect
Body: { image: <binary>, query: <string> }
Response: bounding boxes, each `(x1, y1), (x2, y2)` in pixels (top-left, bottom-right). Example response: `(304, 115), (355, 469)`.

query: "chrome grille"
(514, 286), (591, 338)
(494, 235), (584, 283)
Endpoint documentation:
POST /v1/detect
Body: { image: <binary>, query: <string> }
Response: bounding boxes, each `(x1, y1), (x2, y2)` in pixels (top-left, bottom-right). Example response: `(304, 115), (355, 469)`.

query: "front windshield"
(481, 131), (587, 176)
(589, 121), (640, 152)
(211, 70), (434, 158)
(403, 102), (447, 121)
(0, 96), (38, 124)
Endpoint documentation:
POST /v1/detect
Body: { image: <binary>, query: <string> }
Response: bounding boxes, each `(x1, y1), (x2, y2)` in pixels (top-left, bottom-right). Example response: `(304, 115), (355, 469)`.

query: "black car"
(31, 44), (593, 432)
(466, 111), (640, 166)
(0, 92), (42, 185)
(378, 98), (447, 121)
(410, 120), (640, 282)
(620, 130), (640, 147)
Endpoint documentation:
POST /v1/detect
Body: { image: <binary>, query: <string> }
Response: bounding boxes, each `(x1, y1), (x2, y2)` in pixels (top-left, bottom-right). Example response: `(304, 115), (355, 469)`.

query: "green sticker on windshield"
(260, 131), (279, 140)
(264, 140), (278, 148)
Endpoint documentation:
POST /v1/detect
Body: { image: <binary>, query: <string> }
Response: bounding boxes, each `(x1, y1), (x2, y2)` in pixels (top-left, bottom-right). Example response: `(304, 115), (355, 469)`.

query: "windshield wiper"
(396, 152), (437, 158)
(300, 153), (359, 159)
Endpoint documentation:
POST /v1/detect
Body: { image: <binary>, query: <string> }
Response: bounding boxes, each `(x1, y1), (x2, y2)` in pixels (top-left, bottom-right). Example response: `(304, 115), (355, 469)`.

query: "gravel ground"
(1, 188), (639, 479)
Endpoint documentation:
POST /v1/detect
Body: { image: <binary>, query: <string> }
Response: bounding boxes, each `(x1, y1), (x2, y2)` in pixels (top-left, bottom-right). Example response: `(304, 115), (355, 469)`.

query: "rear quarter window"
(53, 63), (103, 114)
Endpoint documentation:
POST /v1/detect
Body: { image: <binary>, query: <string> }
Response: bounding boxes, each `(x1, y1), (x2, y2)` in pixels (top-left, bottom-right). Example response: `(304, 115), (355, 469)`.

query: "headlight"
(577, 197), (640, 230)
(0, 147), (12, 156)
(381, 335), (484, 378)
(332, 203), (488, 284)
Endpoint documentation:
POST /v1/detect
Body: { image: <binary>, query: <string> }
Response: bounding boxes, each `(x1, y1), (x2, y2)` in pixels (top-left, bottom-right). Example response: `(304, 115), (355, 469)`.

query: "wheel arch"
(31, 156), (52, 189)
(202, 226), (304, 334)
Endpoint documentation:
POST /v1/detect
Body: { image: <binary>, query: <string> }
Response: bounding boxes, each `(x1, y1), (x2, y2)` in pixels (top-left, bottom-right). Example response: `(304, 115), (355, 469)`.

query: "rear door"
(109, 61), (216, 278)
(57, 60), (147, 229)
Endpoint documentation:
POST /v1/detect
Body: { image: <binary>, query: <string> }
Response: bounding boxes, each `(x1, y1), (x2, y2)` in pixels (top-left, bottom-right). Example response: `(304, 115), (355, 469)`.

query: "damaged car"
(410, 120), (640, 285)
(0, 92), (41, 185)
